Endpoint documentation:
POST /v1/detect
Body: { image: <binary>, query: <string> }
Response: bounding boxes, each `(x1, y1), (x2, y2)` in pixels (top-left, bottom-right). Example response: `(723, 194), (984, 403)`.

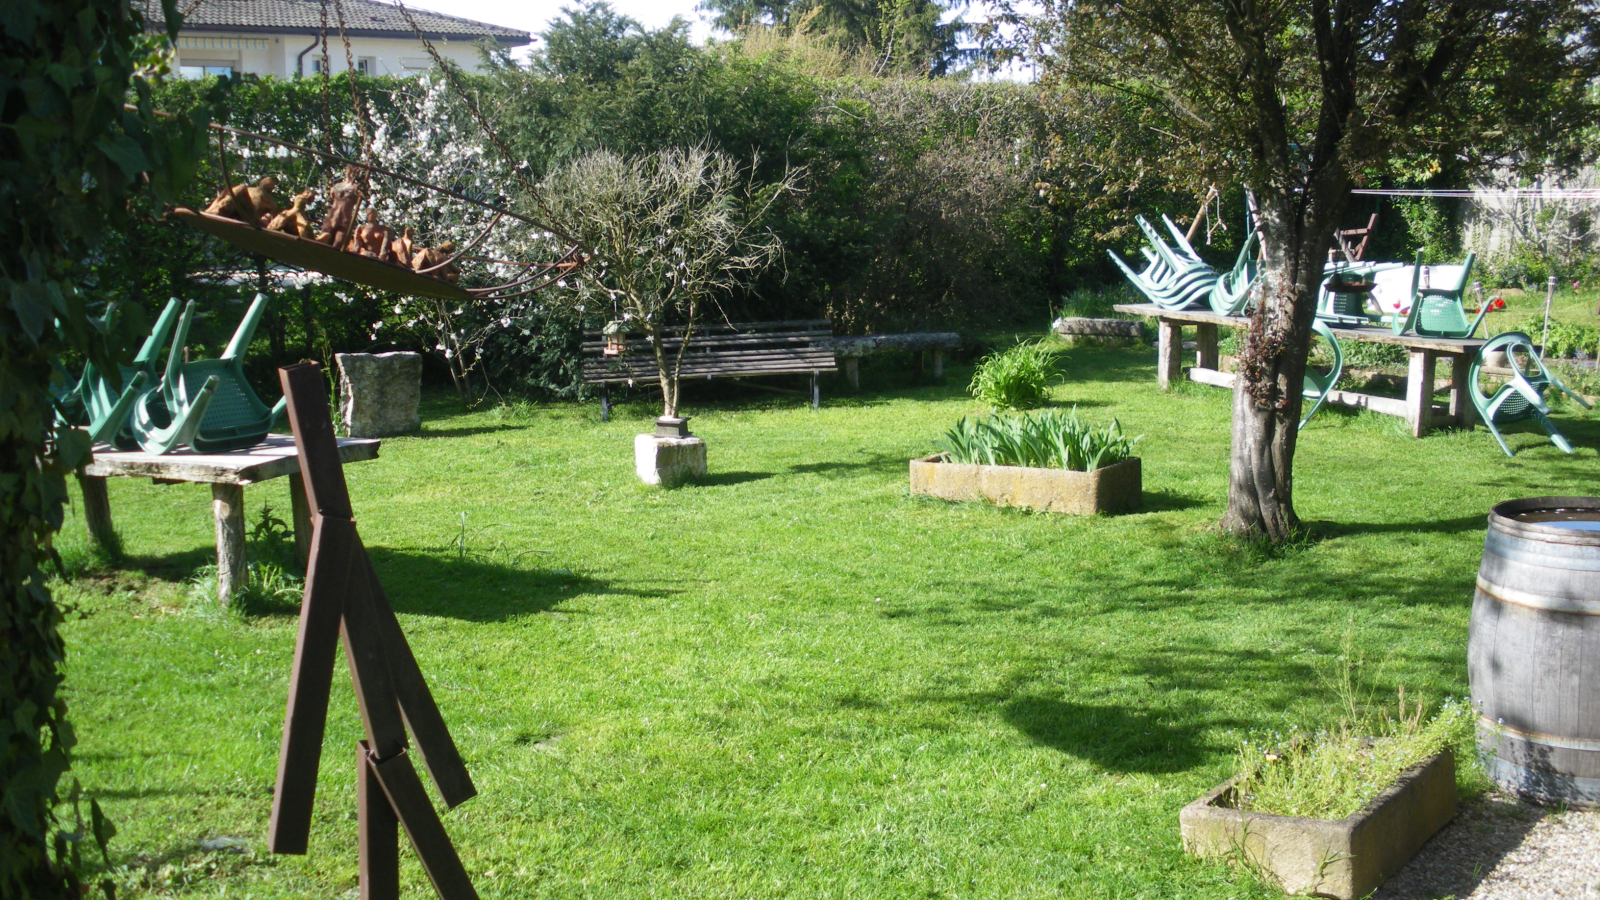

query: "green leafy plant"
(1233, 693), (1474, 820)
(968, 340), (1060, 409)
(936, 408), (1141, 471)
(1509, 315), (1599, 359)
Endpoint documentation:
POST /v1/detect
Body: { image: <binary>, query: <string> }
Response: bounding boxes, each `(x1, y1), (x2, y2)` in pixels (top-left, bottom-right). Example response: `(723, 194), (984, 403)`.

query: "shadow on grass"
(1309, 514), (1487, 538)
(369, 549), (678, 622)
(1002, 696), (1218, 773)
(1135, 489), (1209, 513)
(788, 453), (910, 477)
(697, 471), (775, 487)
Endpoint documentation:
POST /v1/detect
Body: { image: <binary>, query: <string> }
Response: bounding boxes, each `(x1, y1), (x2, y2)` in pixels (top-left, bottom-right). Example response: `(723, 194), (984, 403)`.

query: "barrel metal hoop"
(1480, 715), (1600, 751)
(1484, 528), (1600, 571)
(1476, 577), (1600, 616)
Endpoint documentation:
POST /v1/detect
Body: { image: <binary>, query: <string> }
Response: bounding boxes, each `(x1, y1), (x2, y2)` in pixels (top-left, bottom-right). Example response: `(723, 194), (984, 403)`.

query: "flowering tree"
(536, 146), (800, 417)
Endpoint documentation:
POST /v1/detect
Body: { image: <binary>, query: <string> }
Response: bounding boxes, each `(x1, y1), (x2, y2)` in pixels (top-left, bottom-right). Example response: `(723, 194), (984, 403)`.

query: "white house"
(140, 0), (531, 79)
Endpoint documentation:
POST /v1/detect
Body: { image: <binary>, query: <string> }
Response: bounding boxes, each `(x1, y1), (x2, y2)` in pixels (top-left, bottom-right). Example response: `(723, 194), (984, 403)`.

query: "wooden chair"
(1469, 332), (1591, 456)
(1329, 213), (1378, 263)
(1300, 319), (1344, 430)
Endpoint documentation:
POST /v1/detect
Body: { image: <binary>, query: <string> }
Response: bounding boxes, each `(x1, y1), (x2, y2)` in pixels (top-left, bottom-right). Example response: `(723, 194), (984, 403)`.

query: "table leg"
(931, 349), (945, 379)
(1406, 350), (1437, 438)
(843, 357), (860, 390)
(289, 473), (312, 567)
(78, 472), (118, 556)
(1157, 320), (1182, 389)
(1450, 353), (1476, 430)
(213, 483), (246, 605)
(1195, 323), (1220, 371)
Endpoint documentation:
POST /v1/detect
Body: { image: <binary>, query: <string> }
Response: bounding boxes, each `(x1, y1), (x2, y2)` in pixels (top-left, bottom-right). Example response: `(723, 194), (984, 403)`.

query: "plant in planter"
(536, 146), (799, 485)
(1181, 694), (1473, 899)
(910, 408), (1142, 514)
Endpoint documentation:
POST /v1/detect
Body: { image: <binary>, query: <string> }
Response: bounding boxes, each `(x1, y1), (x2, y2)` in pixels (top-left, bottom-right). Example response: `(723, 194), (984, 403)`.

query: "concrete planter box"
(1179, 750), (1456, 899)
(908, 455), (1141, 515)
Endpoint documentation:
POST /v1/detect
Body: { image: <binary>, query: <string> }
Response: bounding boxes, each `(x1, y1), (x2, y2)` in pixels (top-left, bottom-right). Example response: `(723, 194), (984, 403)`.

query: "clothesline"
(1350, 188), (1600, 199)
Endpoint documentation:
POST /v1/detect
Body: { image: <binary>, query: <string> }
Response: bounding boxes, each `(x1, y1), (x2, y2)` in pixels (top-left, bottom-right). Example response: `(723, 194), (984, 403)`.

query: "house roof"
(142, 0), (530, 45)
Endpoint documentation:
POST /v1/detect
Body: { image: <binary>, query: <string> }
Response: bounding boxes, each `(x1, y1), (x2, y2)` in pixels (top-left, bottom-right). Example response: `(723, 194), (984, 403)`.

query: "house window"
(311, 58), (325, 74)
(178, 63), (233, 79)
(357, 57), (376, 74)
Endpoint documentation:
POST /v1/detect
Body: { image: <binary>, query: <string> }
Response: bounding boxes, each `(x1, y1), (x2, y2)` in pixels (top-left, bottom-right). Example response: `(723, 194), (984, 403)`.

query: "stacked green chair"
(1109, 215), (1220, 310)
(131, 301), (220, 454)
(1208, 231), (1261, 315)
(60, 299), (182, 448)
(182, 293), (288, 451)
(1469, 331), (1591, 456)
(1391, 252), (1484, 338)
(1300, 319), (1344, 430)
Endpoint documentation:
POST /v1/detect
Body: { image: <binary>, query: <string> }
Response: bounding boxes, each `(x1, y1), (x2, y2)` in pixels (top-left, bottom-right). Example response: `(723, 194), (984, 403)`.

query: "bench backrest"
(580, 319), (836, 383)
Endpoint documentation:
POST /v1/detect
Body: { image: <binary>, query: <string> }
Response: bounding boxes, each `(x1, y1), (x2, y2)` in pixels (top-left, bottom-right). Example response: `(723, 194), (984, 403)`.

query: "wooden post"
(913, 350), (926, 380)
(289, 473), (312, 567)
(1194, 323), (1220, 371)
(931, 349), (945, 379)
(213, 483), (247, 605)
(78, 473), (117, 555)
(842, 357), (860, 390)
(1406, 350), (1437, 438)
(599, 383), (610, 423)
(1450, 352), (1477, 431)
(358, 743), (399, 900)
(810, 371), (820, 410)
(1157, 320), (1182, 389)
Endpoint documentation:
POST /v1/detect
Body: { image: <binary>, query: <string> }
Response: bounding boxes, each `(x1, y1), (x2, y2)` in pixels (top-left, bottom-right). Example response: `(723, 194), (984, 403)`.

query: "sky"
(401, 0), (720, 54)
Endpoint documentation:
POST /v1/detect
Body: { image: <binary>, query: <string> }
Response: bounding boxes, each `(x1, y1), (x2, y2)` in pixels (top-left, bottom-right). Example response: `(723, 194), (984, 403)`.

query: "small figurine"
(205, 176), (279, 225)
(314, 165), (366, 249)
(351, 210), (391, 260)
(267, 188), (317, 239)
(411, 241), (459, 283)
(389, 225), (415, 266)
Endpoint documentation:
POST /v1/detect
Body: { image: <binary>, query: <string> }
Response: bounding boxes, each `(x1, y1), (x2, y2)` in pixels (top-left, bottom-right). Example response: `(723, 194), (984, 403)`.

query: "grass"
(50, 338), (1600, 899)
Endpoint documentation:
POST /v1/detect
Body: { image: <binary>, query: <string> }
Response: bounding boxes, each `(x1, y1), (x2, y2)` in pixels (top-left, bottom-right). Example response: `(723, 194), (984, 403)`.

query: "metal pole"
(1542, 275), (1557, 354)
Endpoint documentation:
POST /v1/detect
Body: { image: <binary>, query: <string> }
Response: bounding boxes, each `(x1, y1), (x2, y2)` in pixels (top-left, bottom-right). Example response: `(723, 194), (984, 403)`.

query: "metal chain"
(330, 0), (373, 164)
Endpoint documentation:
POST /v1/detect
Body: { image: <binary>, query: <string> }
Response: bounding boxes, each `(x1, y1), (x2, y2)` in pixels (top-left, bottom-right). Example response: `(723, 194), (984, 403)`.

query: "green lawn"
(54, 338), (1600, 899)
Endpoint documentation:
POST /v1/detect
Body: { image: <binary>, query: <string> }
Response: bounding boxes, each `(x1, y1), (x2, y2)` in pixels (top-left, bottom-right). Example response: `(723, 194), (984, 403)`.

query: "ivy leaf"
(95, 132), (151, 179)
(8, 281), (52, 341)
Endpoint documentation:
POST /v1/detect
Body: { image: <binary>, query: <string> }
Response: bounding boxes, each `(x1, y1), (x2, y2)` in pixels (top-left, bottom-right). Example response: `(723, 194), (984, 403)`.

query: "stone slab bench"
(829, 332), (961, 388)
(1052, 317), (1145, 339)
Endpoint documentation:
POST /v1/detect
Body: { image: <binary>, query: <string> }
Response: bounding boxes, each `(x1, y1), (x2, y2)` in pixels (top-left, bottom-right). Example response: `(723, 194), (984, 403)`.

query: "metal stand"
(269, 363), (479, 900)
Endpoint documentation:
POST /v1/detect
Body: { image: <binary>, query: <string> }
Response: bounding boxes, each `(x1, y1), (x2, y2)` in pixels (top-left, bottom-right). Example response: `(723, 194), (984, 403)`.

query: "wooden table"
(79, 435), (380, 603)
(1114, 303), (1487, 437)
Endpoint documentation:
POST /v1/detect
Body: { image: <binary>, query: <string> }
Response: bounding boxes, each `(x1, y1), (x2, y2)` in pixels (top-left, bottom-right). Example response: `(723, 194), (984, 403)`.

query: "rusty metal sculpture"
(271, 362), (478, 900)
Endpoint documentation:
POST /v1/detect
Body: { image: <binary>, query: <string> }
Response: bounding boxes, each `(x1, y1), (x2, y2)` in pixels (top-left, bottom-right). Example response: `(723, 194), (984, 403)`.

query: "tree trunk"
(1220, 188), (1345, 539)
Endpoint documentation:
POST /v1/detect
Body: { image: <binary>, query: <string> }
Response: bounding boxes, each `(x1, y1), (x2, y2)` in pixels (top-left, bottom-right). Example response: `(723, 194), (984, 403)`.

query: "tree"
(702, 0), (973, 75)
(537, 146), (798, 417)
(998, 0), (1600, 539)
(2, 0), (211, 895)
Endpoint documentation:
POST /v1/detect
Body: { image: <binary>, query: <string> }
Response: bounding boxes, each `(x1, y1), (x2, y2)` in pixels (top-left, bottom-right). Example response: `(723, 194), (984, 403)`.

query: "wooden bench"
(829, 332), (961, 389)
(581, 319), (836, 421)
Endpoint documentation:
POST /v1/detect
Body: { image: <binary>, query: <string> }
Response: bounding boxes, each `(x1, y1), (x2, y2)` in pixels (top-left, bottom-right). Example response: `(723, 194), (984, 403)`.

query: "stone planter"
(335, 351), (421, 438)
(1052, 316), (1144, 347)
(635, 433), (707, 487)
(1179, 750), (1457, 899)
(908, 455), (1140, 515)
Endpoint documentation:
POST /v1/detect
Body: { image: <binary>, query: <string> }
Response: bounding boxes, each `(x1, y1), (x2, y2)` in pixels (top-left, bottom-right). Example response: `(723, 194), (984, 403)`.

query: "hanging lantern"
(602, 319), (628, 356)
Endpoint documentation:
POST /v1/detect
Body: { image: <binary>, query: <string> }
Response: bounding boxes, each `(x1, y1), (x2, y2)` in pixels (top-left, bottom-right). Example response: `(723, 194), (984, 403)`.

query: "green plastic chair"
(1391, 252), (1484, 338)
(1300, 319), (1343, 430)
(1469, 331), (1591, 456)
(1208, 231), (1260, 316)
(61, 299), (182, 448)
(131, 300), (220, 454)
(181, 293), (288, 452)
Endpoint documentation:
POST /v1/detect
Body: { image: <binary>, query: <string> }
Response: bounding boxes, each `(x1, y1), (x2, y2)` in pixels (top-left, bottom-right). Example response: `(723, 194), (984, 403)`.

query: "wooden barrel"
(1468, 496), (1600, 808)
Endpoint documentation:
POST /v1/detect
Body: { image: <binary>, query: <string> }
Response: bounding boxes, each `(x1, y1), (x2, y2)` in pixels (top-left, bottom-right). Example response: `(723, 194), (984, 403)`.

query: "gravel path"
(1375, 792), (1600, 900)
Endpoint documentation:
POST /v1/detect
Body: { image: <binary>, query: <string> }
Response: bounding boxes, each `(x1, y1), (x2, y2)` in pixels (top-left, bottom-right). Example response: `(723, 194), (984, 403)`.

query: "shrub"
(968, 340), (1059, 409)
(1508, 315), (1600, 359)
(937, 408), (1141, 471)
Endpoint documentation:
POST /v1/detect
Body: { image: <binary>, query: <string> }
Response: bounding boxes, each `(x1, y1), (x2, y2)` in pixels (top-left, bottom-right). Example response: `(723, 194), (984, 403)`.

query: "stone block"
(1179, 750), (1457, 899)
(336, 352), (422, 438)
(908, 456), (1140, 515)
(635, 434), (707, 487)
